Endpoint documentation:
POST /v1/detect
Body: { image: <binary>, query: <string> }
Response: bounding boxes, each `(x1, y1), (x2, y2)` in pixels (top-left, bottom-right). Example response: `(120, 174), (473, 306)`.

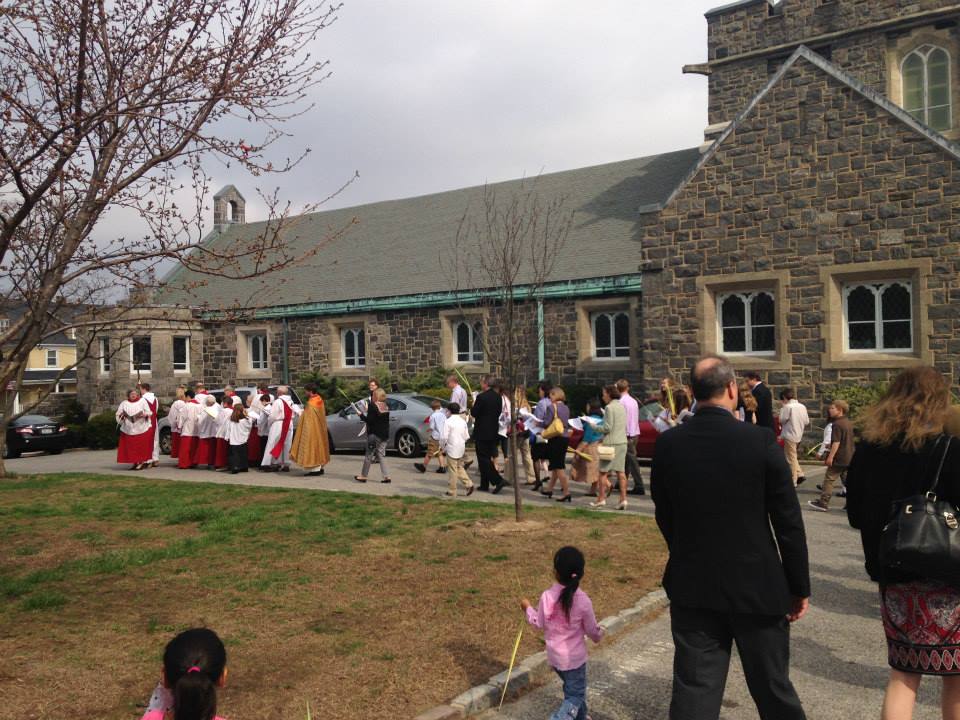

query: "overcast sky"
(207, 0), (715, 222)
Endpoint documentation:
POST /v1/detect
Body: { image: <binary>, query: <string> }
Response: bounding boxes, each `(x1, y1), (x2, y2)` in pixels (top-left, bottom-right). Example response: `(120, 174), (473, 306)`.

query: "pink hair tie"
(187, 666), (202, 674)
(571, 573), (578, 579)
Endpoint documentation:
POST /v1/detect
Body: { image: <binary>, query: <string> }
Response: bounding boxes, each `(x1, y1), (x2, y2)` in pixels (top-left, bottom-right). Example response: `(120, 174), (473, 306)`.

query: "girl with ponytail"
(142, 628), (228, 720)
(521, 546), (603, 720)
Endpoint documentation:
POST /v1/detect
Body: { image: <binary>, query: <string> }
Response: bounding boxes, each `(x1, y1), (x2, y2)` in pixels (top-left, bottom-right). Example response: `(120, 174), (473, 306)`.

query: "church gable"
(642, 47), (960, 387)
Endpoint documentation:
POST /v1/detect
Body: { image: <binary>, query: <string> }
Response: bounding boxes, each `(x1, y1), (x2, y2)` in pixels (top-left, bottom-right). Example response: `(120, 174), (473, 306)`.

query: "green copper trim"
(199, 275), (643, 320)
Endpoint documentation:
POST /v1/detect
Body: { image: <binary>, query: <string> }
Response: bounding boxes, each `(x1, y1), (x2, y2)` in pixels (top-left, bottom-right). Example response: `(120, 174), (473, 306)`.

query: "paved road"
(483, 485), (947, 720)
(6, 447), (667, 514)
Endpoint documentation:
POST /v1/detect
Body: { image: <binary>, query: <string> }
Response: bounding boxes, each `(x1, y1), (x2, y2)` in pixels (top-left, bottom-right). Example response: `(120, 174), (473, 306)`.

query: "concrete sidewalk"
(483, 485), (946, 720)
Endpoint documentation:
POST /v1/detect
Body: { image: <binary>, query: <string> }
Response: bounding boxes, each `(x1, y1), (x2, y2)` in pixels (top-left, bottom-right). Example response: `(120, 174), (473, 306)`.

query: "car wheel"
(3, 446), (20, 459)
(327, 432), (336, 453)
(395, 429), (420, 459)
(47, 448), (63, 455)
(159, 428), (172, 455)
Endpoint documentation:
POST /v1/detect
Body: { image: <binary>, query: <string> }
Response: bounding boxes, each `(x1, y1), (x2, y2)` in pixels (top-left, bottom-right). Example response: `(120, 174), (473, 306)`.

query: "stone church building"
(81, 0), (960, 418)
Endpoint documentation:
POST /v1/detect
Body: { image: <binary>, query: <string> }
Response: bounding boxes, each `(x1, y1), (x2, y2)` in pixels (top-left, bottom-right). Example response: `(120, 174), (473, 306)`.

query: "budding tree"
(443, 180), (575, 521)
(0, 0), (348, 473)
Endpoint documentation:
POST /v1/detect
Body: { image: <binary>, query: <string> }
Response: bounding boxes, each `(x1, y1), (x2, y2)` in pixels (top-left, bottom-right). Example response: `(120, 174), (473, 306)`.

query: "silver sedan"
(326, 393), (446, 458)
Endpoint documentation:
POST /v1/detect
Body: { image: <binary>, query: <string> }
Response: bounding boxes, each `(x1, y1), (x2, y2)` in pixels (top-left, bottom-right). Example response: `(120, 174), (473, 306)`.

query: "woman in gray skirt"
(590, 384), (629, 510)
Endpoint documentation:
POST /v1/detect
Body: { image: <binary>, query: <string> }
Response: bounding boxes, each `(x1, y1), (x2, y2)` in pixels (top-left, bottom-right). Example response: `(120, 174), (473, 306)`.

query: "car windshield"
(14, 415), (53, 426)
(640, 402), (662, 421)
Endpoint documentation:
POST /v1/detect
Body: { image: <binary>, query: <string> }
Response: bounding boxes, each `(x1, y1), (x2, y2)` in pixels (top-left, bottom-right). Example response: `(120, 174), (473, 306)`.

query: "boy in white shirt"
(415, 399), (448, 474)
(440, 403), (474, 498)
(778, 388), (811, 486)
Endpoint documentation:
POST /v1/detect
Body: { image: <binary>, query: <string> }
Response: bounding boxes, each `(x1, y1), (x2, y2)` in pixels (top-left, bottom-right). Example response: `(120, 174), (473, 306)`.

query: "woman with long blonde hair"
(846, 366), (960, 720)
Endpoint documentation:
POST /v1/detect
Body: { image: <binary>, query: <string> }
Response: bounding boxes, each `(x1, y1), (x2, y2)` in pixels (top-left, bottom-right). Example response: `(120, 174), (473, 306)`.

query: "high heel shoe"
(617, 499), (629, 511)
(540, 490), (553, 499)
(531, 480), (543, 492)
(555, 495), (572, 503)
(589, 498), (607, 508)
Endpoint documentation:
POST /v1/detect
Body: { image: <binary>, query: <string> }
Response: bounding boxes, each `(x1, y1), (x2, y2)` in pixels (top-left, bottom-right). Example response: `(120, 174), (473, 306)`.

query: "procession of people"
(116, 369), (832, 511)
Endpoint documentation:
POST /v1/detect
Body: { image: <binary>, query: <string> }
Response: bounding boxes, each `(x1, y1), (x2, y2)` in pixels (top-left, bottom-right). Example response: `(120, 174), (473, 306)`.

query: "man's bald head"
(690, 355), (737, 405)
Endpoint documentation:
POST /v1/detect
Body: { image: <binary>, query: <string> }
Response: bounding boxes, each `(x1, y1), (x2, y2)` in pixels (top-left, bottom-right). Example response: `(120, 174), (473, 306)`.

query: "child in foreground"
(143, 628), (228, 720)
(521, 546), (603, 720)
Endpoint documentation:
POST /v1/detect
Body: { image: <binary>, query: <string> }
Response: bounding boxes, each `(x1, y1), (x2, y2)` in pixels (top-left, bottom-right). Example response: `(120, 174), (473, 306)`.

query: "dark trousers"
(625, 437), (645, 493)
(475, 439), (504, 490)
(228, 443), (249, 472)
(669, 604), (805, 720)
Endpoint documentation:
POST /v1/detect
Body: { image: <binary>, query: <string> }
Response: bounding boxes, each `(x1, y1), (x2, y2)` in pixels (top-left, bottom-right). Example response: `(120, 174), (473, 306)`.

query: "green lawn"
(0, 474), (667, 720)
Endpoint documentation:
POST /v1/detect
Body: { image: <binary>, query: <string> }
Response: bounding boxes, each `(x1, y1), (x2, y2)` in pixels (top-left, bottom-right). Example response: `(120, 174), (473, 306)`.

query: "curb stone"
(413, 588), (668, 720)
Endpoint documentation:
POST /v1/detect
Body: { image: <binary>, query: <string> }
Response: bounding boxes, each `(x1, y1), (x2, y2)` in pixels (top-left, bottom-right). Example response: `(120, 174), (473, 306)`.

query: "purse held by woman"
(879, 436), (960, 586)
(541, 402), (564, 440)
(597, 444), (616, 461)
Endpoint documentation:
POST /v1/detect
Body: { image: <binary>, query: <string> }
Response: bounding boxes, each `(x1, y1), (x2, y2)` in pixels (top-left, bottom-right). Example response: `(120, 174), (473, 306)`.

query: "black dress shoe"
(629, 487), (646, 496)
(491, 483), (504, 495)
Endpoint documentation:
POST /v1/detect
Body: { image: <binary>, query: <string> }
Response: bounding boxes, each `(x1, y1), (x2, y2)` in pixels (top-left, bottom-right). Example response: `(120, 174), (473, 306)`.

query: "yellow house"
(1, 310), (78, 415)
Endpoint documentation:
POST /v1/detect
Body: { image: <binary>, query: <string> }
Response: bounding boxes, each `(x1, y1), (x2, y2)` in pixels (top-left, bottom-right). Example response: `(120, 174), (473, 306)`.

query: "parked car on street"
(568, 400), (662, 461)
(157, 385), (304, 455)
(4, 415), (69, 458)
(327, 393), (446, 459)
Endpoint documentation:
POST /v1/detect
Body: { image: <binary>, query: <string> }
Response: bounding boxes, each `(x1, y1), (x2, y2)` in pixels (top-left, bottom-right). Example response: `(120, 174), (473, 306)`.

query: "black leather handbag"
(879, 436), (960, 586)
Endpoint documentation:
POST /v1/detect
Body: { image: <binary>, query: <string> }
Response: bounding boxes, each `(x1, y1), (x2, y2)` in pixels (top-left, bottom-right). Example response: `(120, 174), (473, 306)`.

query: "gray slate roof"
(159, 147), (701, 311)
(22, 369), (77, 384)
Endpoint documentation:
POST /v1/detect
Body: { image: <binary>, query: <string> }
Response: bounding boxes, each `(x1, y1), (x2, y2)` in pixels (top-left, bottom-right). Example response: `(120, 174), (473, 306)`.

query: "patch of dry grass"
(0, 474), (667, 719)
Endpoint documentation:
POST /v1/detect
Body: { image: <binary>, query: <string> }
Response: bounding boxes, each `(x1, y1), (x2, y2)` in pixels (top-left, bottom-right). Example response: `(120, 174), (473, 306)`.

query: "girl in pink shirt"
(522, 546), (604, 720)
(141, 628), (229, 720)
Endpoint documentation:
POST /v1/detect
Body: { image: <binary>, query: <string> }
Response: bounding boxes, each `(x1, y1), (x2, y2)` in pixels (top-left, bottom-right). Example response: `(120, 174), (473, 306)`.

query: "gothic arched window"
(902, 45), (952, 132)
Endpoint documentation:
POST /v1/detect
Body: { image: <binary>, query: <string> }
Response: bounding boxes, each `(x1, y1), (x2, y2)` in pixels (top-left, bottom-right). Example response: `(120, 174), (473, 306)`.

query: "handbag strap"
(926, 435), (953, 497)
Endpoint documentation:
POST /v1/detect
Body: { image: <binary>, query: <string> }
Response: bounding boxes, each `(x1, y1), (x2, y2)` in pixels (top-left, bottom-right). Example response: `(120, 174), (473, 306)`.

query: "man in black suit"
(745, 370), (774, 430)
(651, 356), (810, 720)
(471, 375), (505, 494)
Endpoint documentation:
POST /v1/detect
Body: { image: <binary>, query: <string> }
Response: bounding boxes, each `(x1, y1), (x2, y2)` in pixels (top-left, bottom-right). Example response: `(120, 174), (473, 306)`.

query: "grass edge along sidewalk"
(0, 473), (666, 720)
(414, 589), (668, 720)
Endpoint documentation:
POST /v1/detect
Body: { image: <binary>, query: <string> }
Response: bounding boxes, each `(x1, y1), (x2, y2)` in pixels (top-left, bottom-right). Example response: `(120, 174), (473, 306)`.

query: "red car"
(567, 401), (663, 461)
(570, 402), (783, 461)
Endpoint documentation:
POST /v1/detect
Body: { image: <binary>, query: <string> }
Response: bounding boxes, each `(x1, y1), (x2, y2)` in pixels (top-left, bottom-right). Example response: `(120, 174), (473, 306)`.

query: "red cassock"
(192, 436), (214, 466)
(247, 430), (262, 463)
(178, 436), (197, 469)
(171, 432), (181, 459)
(214, 438), (229, 468)
(117, 430), (154, 464)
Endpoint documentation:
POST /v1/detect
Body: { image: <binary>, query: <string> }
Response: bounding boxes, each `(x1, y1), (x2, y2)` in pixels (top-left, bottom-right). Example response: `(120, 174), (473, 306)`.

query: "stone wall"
(707, 0), (955, 60)
(642, 53), (960, 429)
(76, 308), (204, 415)
(196, 296), (644, 394)
(705, 0), (959, 125)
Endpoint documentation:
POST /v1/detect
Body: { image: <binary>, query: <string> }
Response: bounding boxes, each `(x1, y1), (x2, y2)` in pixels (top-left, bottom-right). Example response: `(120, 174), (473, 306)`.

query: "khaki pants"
(517, 434), (535, 481)
(783, 440), (803, 485)
(447, 456), (474, 495)
(819, 466), (847, 507)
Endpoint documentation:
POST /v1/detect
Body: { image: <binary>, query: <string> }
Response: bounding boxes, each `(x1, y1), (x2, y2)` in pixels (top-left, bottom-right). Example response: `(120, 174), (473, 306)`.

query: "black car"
(4, 415), (69, 459)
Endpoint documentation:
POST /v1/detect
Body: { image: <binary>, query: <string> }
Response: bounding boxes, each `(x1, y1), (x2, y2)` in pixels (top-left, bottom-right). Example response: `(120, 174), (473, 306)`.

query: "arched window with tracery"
(454, 321), (483, 363)
(902, 45), (952, 132)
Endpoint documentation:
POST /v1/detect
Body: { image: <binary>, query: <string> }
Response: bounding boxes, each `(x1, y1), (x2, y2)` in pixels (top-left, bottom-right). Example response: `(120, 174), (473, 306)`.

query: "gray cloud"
(103, 1), (715, 242)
